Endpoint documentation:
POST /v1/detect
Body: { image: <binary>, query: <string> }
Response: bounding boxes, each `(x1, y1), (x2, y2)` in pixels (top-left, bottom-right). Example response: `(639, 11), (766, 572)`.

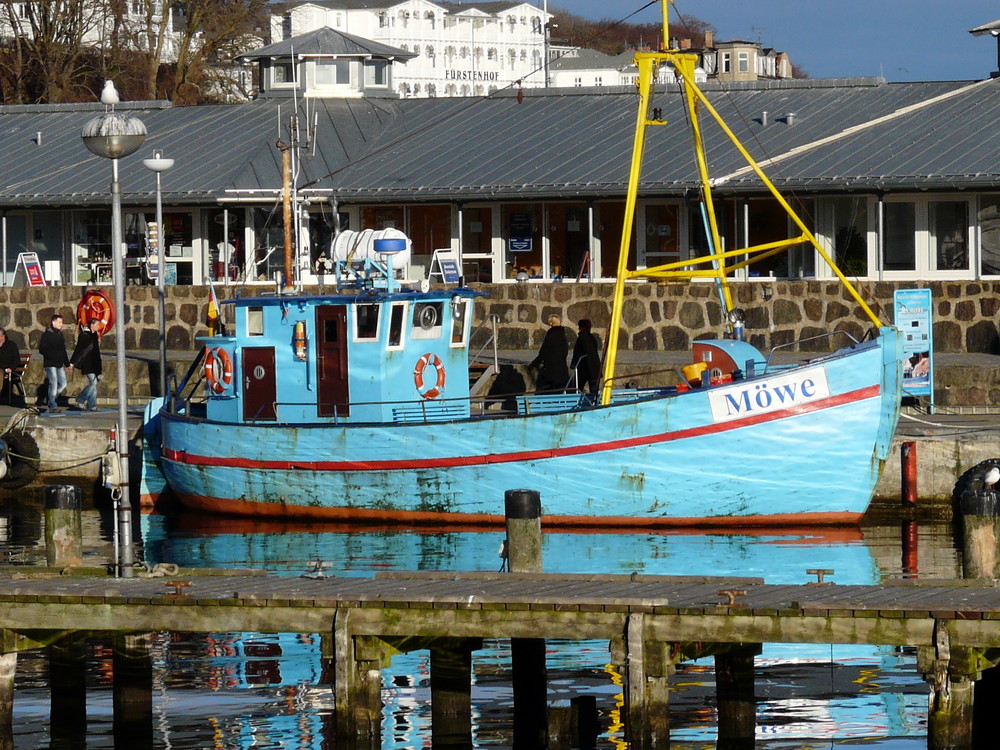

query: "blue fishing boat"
(144, 1), (902, 527)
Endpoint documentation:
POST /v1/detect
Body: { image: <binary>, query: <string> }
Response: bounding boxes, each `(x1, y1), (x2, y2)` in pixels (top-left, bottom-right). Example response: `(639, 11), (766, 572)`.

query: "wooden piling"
(49, 640), (88, 745)
(505, 489), (548, 748)
(44, 485), (82, 569)
(333, 609), (383, 748)
(112, 633), (153, 748)
(716, 645), (761, 745)
(430, 639), (476, 748)
(0, 651), (14, 734)
(623, 613), (673, 749)
(928, 675), (974, 750)
(958, 489), (1000, 579)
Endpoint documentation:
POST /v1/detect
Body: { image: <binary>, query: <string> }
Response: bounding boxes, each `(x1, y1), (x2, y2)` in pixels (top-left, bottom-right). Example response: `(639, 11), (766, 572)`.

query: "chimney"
(704, 30), (714, 48)
(786, 112), (797, 126)
(761, 111), (768, 126)
(679, 38), (691, 50)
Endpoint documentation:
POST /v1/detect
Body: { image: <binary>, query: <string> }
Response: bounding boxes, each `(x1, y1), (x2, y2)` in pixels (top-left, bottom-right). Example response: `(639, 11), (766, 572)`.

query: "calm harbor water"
(0, 483), (962, 748)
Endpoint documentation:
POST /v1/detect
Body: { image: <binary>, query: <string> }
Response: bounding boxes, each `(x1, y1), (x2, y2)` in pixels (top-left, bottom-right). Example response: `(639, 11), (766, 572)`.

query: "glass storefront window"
(978, 196), (1000, 276)
(884, 202), (916, 271)
(826, 197), (868, 277)
(547, 203), (589, 279)
(461, 206), (493, 282)
(642, 203), (679, 269)
(929, 200), (968, 271)
(503, 204), (541, 277)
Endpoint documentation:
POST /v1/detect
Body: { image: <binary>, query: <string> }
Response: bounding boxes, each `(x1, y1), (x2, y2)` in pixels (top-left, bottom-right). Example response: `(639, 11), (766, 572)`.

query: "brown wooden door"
(242, 347), (277, 421)
(317, 306), (349, 416)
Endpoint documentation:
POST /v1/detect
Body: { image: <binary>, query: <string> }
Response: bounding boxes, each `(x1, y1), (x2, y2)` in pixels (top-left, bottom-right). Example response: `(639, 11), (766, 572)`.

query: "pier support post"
(920, 622), (975, 750)
(44, 485), (82, 569)
(623, 614), (672, 749)
(716, 644), (761, 748)
(112, 633), (153, 749)
(49, 640), (88, 746)
(504, 489), (547, 748)
(430, 638), (478, 748)
(0, 645), (15, 748)
(333, 610), (384, 748)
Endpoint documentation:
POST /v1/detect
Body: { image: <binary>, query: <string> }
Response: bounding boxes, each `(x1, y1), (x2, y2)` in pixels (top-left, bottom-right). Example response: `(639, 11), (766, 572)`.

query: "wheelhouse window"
(247, 306), (264, 336)
(355, 303), (380, 340)
(411, 301), (443, 340)
(387, 302), (406, 349)
(450, 298), (470, 346)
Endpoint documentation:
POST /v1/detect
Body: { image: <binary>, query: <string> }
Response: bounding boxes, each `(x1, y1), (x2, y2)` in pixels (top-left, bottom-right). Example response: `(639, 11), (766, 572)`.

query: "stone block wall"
(471, 280), (1000, 355)
(0, 279), (993, 406)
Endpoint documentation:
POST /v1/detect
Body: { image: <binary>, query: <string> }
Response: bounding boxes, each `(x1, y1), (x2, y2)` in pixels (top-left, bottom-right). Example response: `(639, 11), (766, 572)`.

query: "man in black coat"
(0, 328), (21, 403)
(530, 314), (569, 393)
(571, 319), (602, 396)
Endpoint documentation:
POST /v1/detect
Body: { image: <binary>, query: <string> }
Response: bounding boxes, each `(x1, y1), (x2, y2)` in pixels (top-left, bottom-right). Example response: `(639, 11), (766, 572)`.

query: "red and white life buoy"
(204, 347), (234, 394)
(76, 290), (115, 336)
(413, 353), (446, 399)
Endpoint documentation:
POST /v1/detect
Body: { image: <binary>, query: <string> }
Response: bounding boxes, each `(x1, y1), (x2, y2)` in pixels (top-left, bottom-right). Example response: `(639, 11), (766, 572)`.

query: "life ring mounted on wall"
(76, 290), (115, 336)
(204, 347), (234, 394)
(413, 353), (446, 399)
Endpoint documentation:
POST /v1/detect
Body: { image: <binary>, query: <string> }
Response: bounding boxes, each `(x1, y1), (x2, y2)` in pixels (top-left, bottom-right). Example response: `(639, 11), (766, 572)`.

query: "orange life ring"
(204, 347), (234, 394)
(76, 290), (115, 336)
(413, 353), (446, 399)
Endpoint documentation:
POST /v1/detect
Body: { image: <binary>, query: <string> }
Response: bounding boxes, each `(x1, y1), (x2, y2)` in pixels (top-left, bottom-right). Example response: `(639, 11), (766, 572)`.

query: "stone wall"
(471, 280), (1000, 355)
(0, 280), (996, 406)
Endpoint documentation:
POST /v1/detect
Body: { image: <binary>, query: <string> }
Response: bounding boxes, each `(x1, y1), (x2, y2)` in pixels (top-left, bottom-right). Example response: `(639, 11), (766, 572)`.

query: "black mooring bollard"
(504, 489), (542, 574)
(504, 489), (547, 748)
(44, 485), (83, 568)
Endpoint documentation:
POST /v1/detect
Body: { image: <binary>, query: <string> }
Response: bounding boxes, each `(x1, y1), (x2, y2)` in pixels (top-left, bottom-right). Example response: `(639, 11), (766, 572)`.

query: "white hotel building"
(270, 0), (552, 98)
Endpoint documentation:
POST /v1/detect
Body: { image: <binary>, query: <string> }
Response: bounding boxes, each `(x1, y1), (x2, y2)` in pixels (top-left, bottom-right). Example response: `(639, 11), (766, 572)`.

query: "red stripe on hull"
(174, 491), (863, 529)
(163, 385), (880, 472)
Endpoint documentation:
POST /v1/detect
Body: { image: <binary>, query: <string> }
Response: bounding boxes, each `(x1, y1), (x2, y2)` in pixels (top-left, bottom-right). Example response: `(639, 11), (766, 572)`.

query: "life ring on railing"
(204, 347), (233, 394)
(413, 353), (446, 399)
(76, 290), (115, 335)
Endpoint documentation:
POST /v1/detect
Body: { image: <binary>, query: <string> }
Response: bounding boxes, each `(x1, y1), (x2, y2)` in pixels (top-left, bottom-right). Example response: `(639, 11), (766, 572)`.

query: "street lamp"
(142, 151), (174, 397)
(81, 81), (146, 579)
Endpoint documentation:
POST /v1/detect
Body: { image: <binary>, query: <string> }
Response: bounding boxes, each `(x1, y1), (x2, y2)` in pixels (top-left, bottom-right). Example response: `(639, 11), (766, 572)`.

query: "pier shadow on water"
(0, 482), (965, 748)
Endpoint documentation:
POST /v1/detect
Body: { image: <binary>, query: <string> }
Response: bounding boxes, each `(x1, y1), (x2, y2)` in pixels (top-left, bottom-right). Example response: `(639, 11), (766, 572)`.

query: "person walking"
(70, 318), (102, 411)
(571, 318), (602, 396)
(529, 314), (569, 393)
(39, 314), (72, 413)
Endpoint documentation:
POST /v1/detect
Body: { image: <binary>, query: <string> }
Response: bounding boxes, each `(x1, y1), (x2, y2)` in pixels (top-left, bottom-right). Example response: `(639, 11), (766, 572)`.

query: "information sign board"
(893, 288), (934, 408)
(508, 211), (533, 253)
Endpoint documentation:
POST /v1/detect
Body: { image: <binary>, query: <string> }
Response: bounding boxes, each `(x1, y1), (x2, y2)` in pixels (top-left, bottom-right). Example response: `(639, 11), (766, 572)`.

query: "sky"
(555, 0), (1000, 82)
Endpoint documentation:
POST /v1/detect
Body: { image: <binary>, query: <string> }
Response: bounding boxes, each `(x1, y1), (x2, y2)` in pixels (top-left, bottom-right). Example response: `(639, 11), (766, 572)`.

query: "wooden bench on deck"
(5, 352), (31, 405)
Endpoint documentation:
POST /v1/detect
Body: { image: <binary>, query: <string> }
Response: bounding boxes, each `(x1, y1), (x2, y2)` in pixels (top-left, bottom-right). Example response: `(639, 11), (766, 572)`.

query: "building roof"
(1, 76), (999, 210)
(550, 49), (633, 72)
(240, 26), (415, 61)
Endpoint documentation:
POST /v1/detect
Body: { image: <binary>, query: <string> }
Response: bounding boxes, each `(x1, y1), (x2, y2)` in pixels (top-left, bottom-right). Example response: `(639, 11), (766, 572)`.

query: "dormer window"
(365, 60), (388, 87)
(273, 60), (296, 85)
(316, 59), (350, 86)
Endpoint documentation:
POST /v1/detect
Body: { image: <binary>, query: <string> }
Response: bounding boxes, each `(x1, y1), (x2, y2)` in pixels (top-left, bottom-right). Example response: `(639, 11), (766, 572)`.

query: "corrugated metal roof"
(1, 76), (999, 209)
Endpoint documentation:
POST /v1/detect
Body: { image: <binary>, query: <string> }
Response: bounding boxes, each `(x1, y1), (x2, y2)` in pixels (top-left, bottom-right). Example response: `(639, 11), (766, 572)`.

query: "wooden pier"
(1, 570), (1000, 748)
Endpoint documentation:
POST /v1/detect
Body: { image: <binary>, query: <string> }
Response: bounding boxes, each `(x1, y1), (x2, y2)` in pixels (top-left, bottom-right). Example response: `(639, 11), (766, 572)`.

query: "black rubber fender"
(0, 430), (40, 490)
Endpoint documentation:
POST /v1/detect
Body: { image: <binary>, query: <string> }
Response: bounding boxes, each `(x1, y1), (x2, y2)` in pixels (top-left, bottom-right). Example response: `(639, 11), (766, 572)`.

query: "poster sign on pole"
(146, 222), (159, 280)
(12, 252), (46, 287)
(893, 288), (934, 411)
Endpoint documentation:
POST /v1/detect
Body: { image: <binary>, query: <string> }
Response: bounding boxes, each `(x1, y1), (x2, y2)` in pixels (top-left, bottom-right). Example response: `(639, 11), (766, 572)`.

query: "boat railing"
(763, 330), (862, 373)
(165, 348), (208, 414)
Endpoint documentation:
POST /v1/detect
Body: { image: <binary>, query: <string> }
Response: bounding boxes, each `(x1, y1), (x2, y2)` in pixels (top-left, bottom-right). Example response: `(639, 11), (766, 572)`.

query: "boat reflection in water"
(136, 512), (940, 748)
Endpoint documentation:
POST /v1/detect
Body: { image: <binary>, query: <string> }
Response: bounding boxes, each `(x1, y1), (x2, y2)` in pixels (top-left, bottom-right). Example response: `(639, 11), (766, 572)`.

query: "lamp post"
(81, 83), (146, 578)
(142, 151), (174, 397)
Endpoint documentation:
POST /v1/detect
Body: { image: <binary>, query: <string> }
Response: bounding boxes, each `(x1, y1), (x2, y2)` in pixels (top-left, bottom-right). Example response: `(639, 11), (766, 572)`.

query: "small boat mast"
(600, 0), (884, 405)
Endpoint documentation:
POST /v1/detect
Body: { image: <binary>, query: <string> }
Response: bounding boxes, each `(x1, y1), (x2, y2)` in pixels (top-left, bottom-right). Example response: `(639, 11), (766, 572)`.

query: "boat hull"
(157, 333), (902, 528)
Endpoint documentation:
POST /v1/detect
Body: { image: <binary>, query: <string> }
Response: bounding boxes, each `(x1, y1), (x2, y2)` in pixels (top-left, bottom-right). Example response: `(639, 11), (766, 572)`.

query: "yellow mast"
(600, 0), (883, 406)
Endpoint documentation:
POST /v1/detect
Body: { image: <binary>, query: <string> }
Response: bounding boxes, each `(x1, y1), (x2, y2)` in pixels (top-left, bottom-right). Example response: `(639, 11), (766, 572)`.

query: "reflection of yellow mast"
(600, 0), (882, 406)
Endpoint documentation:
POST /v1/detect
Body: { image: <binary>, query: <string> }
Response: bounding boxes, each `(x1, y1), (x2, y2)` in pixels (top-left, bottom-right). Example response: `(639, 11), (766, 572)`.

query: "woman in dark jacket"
(39, 314), (71, 412)
(70, 319), (102, 411)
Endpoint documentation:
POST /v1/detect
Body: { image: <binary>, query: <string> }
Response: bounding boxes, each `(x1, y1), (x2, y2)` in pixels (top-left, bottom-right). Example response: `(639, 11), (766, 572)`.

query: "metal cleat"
(807, 568), (835, 585)
(165, 580), (192, 597)
(718, 589), (746, 606)
(302, 560), (332, 579)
